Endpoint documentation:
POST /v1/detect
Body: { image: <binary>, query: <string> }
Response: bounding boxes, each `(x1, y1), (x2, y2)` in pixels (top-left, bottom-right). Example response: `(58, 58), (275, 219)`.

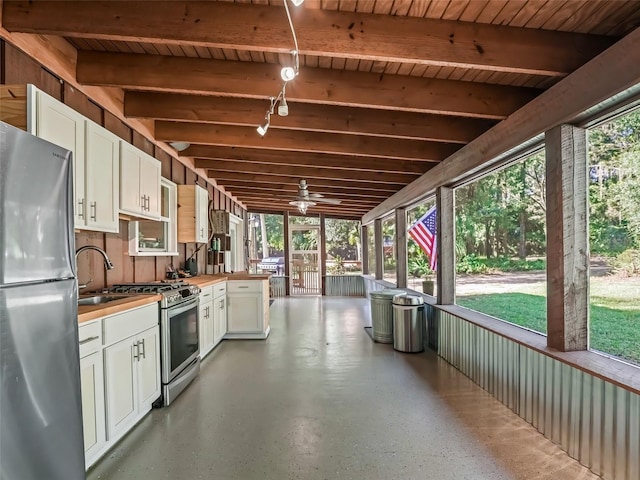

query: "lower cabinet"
(213, 282), (227, 346)
(199, 286), (214, 358)
(79, 302), (160, 470)
(226, 280), (270, 339)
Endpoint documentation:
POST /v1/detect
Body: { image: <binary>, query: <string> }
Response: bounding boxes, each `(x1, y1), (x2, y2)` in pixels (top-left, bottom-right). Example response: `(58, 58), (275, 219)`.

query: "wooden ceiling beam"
(4, 1), (613, 76)
(156, 122), (460, 161)
(239, 200), (370, 215)
(195, 159), (421, 184)
(208, 172), (404, 191)
(232, 193), (378, 207)
(125, 92), (495, 143)
(76, 51), (537, 119)
(182, 146), (430, 174)
(221, 184), (392, 200)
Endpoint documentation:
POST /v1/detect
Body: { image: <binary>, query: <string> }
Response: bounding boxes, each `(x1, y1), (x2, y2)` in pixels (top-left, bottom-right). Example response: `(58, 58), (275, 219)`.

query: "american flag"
(408, 205), (437, 271)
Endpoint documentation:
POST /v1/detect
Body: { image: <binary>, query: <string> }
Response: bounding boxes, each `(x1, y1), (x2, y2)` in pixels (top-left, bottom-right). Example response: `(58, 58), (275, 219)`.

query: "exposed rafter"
(76, 51), (538, 119)
(3, 1), (614, 76)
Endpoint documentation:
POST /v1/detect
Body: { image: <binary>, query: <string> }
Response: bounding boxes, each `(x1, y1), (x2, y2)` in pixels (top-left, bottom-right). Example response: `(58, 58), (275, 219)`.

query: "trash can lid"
(370, 289), (406, 299)
(393, 294), (423, 306)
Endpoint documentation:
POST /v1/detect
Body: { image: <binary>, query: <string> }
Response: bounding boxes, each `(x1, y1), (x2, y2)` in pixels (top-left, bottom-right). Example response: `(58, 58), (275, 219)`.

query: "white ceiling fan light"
(289, 199), (315, 214)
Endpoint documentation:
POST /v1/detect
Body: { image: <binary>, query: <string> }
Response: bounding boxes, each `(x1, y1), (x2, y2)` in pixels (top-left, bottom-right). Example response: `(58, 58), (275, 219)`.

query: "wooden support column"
(284, 211), (291, 296)
(361, 225), (369, 275)
(546, 124), (589, 351)
(395, 208), (407, 288)
(437, 186), (455, 305)
(320, 214), (326, 296)
(374, 219), (383, 280)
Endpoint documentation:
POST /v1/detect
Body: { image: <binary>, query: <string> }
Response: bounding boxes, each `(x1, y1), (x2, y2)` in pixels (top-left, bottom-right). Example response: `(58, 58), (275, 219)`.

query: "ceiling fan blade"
(314, 198), (342, 205)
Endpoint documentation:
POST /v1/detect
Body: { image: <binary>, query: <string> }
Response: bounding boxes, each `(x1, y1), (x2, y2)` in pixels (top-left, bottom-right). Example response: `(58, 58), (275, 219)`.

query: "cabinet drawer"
(103, 303), (158, 346)
(200, 285), (213, 301)
(213, 282), (227, 298)
(227, 281), (261, 293)
(79, 321), (102, 357)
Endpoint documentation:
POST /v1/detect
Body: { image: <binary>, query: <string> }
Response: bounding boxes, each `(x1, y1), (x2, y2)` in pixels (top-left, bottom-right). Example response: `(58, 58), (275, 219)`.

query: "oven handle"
(167, 296), (200, 317)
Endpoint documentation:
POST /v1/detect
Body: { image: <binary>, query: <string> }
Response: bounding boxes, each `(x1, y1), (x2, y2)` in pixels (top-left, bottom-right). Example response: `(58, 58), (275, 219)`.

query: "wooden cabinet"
(213, 282), (227, 346)
(102, 303), (160, 443)
(226, 280), (270, 339)
(120, 142), (161, 220)
(78, 321), (105, 469)
(198, 286), (214, 358)
(177, 185), (209, 243)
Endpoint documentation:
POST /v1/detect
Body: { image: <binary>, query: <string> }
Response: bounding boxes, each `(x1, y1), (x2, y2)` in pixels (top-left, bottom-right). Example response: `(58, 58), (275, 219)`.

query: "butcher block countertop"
(77, 294), (162, 324)
(77, 273), (270, 323)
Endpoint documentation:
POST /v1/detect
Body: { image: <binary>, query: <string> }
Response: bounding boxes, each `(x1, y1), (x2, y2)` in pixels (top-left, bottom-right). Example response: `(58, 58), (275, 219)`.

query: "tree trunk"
(518, 210), (527, 259)
(485, 223), (493, 258)
(260, 214), (269, 258)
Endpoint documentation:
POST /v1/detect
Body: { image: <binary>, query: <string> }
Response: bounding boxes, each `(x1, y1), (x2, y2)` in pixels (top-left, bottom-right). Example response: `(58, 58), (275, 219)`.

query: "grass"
(457, 277), (640, 365)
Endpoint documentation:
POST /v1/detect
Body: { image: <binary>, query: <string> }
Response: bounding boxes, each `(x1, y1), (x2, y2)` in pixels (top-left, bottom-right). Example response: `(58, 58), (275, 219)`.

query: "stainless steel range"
(109, 281), (201, 406)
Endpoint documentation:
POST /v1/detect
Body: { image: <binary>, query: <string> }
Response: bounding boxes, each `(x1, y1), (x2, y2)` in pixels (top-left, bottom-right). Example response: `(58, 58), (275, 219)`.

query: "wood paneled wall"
(1, 40), (246, 291)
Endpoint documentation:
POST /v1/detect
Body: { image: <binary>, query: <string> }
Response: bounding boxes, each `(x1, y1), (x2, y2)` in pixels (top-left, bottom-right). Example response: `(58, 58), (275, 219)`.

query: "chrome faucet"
(75, 245), (115, 289)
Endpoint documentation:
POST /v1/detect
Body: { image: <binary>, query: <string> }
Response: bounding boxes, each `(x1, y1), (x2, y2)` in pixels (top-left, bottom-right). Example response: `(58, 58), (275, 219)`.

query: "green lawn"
(457, 278), (640, 365)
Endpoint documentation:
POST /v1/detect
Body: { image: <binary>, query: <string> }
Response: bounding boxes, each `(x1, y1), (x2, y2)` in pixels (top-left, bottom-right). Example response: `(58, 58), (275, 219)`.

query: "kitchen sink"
(78, 295), (129, 306)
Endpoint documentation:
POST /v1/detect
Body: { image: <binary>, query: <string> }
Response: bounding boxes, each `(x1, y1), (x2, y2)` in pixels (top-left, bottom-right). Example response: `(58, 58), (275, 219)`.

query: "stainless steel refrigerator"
(0, 121), (85, 479)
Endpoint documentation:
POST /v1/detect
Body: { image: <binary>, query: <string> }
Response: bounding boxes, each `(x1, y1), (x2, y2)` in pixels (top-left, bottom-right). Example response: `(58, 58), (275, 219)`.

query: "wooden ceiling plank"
(155, 121), (461, 161)
(196, 159), (421, 183)
(220, 182), (393, 199)
(183, 145), (432, 174)
(3, 1), (615, 76)
(231, 193), (378, 206)
(124, 91), (495, 143)
(458, 0), (491, 22)
(226, 189), (386, 204)
(77, 51), (538, 119)
(208, 172), (405, 190)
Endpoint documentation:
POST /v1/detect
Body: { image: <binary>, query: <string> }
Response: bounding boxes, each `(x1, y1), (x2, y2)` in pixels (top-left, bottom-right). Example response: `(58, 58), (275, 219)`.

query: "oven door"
(161, 296), (199, 384)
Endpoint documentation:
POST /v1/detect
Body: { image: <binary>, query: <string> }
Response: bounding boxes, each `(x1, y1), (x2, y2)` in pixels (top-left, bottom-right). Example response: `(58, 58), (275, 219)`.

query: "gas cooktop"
(108, 281), (200, 307)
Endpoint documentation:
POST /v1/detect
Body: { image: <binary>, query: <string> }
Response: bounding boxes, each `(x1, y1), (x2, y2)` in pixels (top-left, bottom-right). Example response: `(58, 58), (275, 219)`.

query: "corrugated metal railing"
(325, 275), (365, 296)
(269, 276), (286, 297)
(437, 310), (640, 480)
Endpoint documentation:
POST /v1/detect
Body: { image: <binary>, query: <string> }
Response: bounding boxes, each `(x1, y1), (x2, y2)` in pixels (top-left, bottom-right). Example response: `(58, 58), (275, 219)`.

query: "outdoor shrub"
(612, 249), (640, 276)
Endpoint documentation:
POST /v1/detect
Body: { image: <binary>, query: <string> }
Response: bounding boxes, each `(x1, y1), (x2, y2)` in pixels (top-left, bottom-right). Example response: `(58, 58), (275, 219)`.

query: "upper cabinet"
(177, 185), (209, 243)
(120, 142), (161, 221)
(34, 87), (119, 233)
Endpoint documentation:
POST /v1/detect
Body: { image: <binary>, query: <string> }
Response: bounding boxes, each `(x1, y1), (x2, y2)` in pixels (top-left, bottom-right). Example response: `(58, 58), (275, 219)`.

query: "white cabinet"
(226, 279), (270, 339)
(102, 304), (160, 442)
(120, 142), (161, 220)
(177, 185), (209, 243)
(198, 286), (214, 358)
(34, 87), (119, 233)
(85, 120), (120, 232)
(213, 282), (227, 346)
(78, 321), (105, 469)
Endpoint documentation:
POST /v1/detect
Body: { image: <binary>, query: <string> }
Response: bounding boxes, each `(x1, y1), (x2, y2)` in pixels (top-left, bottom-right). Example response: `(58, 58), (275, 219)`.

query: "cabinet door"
(136, 326), (161, 410)
(85, 121), (120, 232)
(139, 153), (161, 220)
(196, 186), (209, 243)
(104, 337), (137, 440)
(213, 295), (227, 344)
(119, 142), (142, 215)
(227, 293), (261, 333)
(80, 351), (106, 466)
(35, 91), (86, 227)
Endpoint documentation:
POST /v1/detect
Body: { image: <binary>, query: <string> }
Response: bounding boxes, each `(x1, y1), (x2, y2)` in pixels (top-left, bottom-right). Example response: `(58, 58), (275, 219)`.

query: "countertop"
(78, 294), (162, 324)
(77, 273), (270, 323)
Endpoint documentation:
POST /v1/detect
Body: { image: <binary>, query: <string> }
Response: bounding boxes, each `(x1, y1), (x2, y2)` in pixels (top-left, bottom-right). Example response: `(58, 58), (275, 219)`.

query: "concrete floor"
(88, 297), (599, 480)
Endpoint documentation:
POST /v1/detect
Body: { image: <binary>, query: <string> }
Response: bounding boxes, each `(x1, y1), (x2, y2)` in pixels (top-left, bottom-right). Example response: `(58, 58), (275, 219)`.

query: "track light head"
(278, 97), (289, 116)
(280, 66), (297, 82)
(257, 122), (269, 136)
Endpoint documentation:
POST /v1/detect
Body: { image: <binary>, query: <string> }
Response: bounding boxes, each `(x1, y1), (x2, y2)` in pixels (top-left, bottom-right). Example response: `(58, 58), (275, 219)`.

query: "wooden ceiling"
(3, 0), (640, 219)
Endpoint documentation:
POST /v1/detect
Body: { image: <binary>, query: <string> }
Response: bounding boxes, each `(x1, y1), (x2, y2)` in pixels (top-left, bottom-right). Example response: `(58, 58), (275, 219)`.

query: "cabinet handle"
(79, 335), (99, 345)
(90, 201), (97, 221)
(138, 339), (146, 359)
(78, 199), (85, 219)
(206, 306), (210, 318)
(238, 286), (249, 289)
(219, 299), (224, 309)
(144, 195), (150, 211)
(133, 342), (139, 361)
(140, 194), (145, 210)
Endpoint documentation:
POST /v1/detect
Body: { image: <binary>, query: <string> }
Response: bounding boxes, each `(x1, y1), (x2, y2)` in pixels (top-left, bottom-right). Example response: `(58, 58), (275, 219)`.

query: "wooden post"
(361, 224), (369, 275)
(546, 124), (589, 351)
(374, 218), (383, 280)
(395, 208), (407, 288)
(437, 186), (455, 305)
(284, 211), (290, 296)
(320, 213), (326, 296)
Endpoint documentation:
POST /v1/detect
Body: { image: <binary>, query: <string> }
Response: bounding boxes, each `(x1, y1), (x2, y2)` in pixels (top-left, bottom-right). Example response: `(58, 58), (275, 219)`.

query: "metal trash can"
(370, 289), (406, 343)
(392, 294), (424, 353)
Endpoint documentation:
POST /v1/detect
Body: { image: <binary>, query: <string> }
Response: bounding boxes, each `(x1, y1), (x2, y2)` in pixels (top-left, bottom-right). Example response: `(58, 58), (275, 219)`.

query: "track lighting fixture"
(256, 0), (303, 135)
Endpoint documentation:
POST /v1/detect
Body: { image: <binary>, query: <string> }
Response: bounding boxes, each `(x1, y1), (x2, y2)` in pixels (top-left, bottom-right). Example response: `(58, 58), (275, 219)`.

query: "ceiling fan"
(289, 179), (341, 214)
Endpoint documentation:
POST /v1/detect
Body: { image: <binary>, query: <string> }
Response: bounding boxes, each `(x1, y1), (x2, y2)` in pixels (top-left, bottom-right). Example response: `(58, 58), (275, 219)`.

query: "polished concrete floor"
(88, 297), (599, 480)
